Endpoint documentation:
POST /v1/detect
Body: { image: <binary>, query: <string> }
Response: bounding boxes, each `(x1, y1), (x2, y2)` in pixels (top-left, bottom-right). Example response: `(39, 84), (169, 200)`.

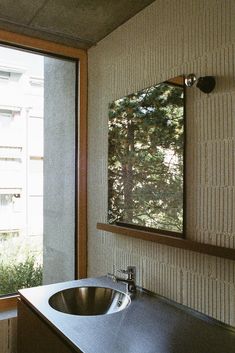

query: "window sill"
(97, 223), (235, 261)
(0, 295), (18, 313)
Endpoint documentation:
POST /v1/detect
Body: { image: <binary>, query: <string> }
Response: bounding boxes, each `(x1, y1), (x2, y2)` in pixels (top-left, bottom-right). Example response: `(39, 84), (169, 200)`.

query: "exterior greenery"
(0, 236), (42, 296)
(0, 255), (42, 295)
(108, 79), (184, 232)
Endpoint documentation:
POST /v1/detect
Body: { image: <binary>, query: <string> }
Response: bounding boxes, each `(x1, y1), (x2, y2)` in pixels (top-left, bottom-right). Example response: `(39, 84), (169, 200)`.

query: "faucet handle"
(117, 268), (128, 275)
(117, 266), (136, 280)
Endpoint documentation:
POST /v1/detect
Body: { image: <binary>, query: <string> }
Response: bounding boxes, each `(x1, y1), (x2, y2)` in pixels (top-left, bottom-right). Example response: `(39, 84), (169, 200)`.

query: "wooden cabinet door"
(17, 299), (80, 353)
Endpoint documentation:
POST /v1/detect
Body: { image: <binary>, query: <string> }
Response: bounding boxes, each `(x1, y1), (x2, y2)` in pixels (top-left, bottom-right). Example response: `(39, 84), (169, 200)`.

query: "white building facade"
(0, 47), (44, 258)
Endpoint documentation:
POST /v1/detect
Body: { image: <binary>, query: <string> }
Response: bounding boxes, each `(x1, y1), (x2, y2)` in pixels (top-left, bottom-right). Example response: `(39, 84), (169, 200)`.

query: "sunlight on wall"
(88, 0), (235, 326)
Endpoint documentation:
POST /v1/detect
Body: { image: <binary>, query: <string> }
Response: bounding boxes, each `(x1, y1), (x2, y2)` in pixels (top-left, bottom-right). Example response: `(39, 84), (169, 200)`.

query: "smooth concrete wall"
(88, 0), (235, 326)
(43, 57), (76, 284)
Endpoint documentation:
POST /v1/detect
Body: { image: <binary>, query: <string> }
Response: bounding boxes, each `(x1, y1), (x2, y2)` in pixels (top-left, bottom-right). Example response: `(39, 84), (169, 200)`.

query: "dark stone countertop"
(19, 277), (235, 353)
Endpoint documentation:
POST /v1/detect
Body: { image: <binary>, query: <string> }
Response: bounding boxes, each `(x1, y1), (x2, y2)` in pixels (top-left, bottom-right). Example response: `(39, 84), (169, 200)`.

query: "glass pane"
(108, 77), (184, 233)
(0, 45), (76, 296)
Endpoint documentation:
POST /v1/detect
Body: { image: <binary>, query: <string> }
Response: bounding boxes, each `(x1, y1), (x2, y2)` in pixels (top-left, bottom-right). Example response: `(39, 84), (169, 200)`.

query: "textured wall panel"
(88, 0), (235, 326)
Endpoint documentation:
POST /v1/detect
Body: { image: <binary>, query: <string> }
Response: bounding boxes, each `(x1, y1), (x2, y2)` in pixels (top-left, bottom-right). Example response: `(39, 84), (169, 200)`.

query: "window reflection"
(108, 76), (184, 234)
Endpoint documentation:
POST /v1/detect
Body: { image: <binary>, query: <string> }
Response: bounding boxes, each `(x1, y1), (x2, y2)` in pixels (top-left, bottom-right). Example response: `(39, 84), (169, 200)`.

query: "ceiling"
(0, 0), (155, 49)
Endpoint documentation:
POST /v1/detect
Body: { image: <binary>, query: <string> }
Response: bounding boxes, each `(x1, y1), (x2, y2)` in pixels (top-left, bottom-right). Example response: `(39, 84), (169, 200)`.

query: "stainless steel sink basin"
(49, 286), (130, 316)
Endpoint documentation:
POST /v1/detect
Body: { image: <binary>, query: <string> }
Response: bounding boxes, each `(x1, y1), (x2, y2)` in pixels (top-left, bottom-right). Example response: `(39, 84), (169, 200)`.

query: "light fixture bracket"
(185, 74), (216, 93)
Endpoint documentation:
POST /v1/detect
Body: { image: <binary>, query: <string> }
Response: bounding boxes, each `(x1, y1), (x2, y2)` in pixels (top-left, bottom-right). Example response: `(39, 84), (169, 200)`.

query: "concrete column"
(43, 57), (76, 284)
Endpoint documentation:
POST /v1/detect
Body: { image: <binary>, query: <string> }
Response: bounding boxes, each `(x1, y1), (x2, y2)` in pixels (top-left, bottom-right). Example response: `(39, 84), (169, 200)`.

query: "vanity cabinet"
(17, 278), (235, 353)
(17, 299), (79, 353)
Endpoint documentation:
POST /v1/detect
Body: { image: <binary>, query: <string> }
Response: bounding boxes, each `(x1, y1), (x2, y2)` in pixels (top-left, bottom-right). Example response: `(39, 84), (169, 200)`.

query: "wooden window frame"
(0, 29), (87, 311)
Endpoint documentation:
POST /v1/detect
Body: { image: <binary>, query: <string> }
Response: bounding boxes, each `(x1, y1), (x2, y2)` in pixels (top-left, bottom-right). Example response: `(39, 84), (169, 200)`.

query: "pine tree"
(108, 81), (184, 232)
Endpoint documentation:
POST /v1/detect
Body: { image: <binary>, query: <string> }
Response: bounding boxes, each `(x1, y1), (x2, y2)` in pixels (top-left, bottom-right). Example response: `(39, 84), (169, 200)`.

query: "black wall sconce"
(185, 74), (216, 93)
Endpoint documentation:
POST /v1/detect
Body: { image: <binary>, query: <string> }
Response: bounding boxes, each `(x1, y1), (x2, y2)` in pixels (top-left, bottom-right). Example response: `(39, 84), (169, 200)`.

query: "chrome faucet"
(108, 266), (136, 294)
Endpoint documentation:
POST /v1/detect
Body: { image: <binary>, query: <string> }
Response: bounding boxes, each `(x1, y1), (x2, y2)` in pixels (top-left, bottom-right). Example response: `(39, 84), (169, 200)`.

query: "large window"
(0, 45), (77, 296)
(108, 76), (185, 235)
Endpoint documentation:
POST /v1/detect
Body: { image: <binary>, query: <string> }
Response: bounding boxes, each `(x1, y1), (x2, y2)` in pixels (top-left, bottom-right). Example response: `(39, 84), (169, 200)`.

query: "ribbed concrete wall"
(88, 0), (235, 326)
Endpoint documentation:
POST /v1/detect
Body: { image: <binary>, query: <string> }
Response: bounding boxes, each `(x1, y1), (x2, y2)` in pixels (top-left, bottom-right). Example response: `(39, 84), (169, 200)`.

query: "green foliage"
(108, 81), (184, 232)
(0, 256), (42, 295)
